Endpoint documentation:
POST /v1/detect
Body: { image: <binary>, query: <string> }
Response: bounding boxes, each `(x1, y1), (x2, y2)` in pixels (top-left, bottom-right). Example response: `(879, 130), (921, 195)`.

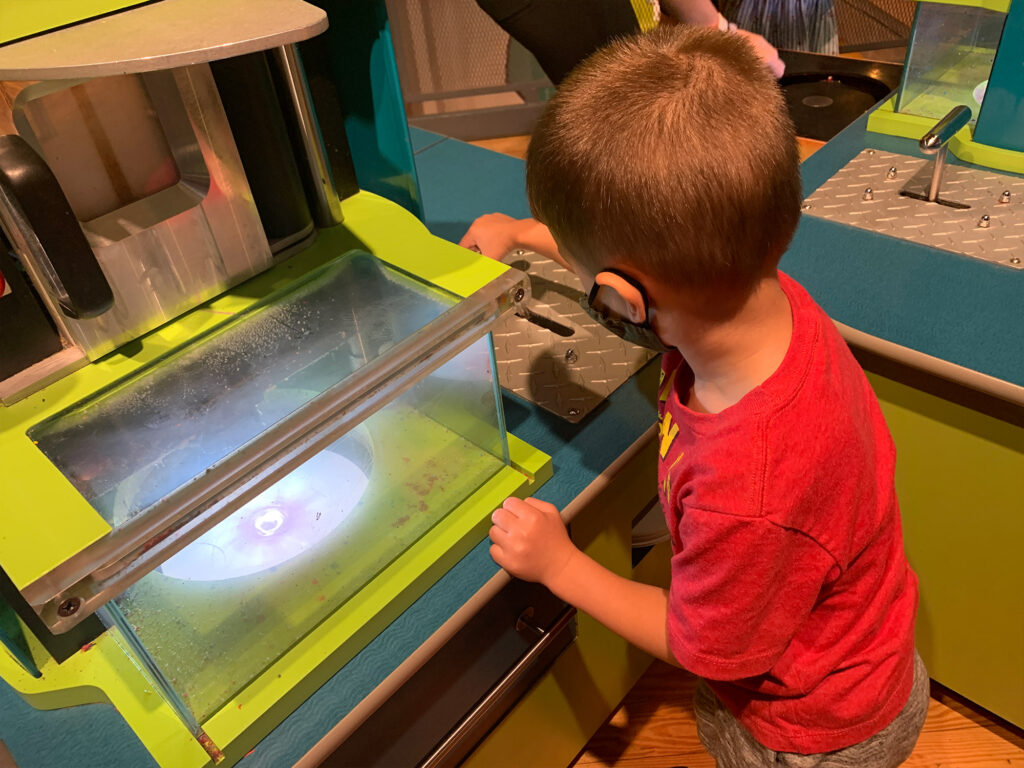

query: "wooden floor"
(570, 661), (1024, 768)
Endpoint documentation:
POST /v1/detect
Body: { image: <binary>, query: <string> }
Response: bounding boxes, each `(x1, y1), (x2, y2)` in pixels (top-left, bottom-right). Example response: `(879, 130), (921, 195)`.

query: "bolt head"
(564, 349), (579, 364)
(1012, 257), (1021, 265)
(57, 597), (82, 617)
(513, 288), (525, 302)
(567, 407), (581, 417)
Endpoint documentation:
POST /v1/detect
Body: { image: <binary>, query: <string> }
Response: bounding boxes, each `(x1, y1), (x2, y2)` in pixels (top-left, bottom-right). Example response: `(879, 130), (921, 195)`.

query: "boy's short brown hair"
(526, 26), (801, 292)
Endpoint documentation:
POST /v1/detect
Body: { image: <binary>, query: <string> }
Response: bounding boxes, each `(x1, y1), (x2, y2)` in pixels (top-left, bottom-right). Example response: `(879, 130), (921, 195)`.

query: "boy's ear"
(594, 271), (647, 323)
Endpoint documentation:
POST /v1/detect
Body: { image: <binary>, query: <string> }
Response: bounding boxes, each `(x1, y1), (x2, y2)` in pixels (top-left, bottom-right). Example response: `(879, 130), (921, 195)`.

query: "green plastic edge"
(0, 1), (155, 46)
(866, 95), (1024, 173)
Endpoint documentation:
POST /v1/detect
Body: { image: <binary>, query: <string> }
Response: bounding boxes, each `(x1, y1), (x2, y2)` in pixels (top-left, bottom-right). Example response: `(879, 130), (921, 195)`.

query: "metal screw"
(1012, 257), (1021, 265)
(567, 407), (581, 418)
(57, 597), (82, 617)
(1000, 190), (1012, 204)
(863, 188), (874, 201)
(801, 203), (812, 211)
(867, 149), (876, 155)
(978, 214), (991, 228)
(886, 166), (898, 179)
(514, 249), (526, 256)
(564, 348), (578, 364)
(513, 287), (525, 303)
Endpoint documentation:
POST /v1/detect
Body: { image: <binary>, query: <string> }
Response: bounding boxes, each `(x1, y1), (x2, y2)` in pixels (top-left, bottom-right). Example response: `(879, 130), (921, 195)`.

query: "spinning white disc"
(160, 450), (369, 582)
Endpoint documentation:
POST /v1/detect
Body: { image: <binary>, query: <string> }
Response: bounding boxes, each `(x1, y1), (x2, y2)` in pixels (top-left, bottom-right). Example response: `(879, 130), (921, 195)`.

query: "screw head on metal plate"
(57, 597), (82, 617)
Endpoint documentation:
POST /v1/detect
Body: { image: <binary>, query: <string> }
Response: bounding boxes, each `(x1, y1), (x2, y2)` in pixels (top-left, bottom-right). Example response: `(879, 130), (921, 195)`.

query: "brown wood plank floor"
(570, 661), (1024, 768)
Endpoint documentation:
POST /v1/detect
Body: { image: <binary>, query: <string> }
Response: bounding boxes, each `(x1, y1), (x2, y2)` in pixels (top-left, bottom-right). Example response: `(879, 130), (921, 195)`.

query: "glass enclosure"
(29, 251), (511, 722)
(896, 3), (1008, 123)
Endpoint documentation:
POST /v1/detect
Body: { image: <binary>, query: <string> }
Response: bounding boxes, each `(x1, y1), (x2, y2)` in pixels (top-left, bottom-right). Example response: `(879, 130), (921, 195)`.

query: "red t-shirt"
(658, 272), (918, 754)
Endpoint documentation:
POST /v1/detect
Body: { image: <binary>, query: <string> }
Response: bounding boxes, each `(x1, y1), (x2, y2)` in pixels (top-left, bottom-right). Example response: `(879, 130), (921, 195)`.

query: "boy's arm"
(459, 214), (572, 271)
(490, 497), (679, 666)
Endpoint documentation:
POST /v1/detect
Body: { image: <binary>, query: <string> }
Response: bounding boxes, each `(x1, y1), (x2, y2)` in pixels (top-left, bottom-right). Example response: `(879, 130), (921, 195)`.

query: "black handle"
(0, 134), (113, 319)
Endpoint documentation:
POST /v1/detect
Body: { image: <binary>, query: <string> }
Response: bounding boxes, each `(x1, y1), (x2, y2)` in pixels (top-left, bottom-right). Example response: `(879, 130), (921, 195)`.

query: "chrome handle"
(919, 105), (972, 203)
(919, 105), (972, 154)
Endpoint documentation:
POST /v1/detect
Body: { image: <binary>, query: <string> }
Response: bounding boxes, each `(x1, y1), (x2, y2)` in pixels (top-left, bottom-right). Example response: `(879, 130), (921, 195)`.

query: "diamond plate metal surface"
(493, 251), (656, 423)
(803, 149), (1024, 269)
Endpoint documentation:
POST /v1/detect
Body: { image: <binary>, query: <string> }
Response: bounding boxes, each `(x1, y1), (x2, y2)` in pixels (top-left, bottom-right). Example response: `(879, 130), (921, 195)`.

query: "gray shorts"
(694, 652), (929, 768)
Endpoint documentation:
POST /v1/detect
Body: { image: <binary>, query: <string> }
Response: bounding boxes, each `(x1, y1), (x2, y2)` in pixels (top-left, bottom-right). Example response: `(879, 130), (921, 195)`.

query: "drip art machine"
(0, 2), (550, 765)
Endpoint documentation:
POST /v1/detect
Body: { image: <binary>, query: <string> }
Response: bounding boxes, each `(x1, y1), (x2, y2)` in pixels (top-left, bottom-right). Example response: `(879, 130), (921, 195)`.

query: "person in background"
(475, 0), (834, 86)
(464, 26), (926, 767)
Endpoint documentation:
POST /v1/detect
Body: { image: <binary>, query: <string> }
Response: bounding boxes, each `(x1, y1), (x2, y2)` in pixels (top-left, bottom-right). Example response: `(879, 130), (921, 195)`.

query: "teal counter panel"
(789, 112), (1024, 389)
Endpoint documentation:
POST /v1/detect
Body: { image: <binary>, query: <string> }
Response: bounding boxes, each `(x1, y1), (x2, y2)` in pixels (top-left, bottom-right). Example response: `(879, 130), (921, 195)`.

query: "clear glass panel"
(29, 251), (509, 528)
(897, 4), (1007, 124)
(106, 349), (507, 722)
(29, 251), (511, 723)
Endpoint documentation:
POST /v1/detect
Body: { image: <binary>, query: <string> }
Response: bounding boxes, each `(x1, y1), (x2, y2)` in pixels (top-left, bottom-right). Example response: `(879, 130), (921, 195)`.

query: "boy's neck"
(658, 274), (793, 414)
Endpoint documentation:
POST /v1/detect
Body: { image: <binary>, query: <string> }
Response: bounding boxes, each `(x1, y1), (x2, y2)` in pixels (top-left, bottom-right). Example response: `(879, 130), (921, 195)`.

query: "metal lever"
(918, 105), (972, 203)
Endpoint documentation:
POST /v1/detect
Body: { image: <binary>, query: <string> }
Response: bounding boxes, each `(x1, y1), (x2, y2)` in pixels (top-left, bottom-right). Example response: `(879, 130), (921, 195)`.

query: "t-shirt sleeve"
(667, 505), (837, 681)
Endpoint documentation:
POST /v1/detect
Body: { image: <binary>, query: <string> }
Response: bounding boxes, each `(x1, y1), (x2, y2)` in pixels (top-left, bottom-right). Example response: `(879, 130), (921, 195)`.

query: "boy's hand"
(489, 496), (578, 586)
(459, 213), (533, 261)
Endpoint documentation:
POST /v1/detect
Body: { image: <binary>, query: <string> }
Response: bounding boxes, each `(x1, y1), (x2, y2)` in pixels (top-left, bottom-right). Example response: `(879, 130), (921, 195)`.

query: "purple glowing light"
(160, 450), (369, 581)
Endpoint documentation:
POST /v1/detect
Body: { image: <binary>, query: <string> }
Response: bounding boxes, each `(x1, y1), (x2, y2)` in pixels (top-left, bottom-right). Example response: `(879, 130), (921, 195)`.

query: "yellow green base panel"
(865, 369), (1024, 728)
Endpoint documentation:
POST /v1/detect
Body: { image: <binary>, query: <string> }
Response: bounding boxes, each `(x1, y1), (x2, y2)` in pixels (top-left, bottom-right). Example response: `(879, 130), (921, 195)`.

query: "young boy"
(462, 26), (928, 768)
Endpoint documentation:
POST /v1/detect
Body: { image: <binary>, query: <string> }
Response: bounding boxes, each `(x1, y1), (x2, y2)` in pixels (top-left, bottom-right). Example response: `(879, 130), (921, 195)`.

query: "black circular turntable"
(777, 50), (903, 142)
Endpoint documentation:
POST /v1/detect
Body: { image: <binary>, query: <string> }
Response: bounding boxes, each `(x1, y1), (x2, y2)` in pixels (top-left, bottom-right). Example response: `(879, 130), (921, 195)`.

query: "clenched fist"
(489, 496), (578, 586)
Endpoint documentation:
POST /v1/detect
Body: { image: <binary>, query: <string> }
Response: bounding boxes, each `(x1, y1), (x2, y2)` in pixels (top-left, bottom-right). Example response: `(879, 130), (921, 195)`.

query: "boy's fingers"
(502, 497), (540, 517)
(491, 506), (516, 531)
(488, 523), (510, 546)
(508, 496), (559, 519)
(489, 544), (506, 567)
(502, 497), (537, 516)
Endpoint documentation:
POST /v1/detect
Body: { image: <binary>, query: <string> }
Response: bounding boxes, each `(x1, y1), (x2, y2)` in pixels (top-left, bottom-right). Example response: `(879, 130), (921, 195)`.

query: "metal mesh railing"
(836, 0), (915, 54)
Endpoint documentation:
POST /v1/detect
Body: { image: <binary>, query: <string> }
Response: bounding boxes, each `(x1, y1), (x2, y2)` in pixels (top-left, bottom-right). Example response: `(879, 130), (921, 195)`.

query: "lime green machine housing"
(0, 2), (550, 766)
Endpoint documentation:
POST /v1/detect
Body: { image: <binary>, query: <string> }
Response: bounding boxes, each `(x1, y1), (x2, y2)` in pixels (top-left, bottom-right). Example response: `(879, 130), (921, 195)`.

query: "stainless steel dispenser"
(0, 1), (339, 401)
(2, 69), (275, 363)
